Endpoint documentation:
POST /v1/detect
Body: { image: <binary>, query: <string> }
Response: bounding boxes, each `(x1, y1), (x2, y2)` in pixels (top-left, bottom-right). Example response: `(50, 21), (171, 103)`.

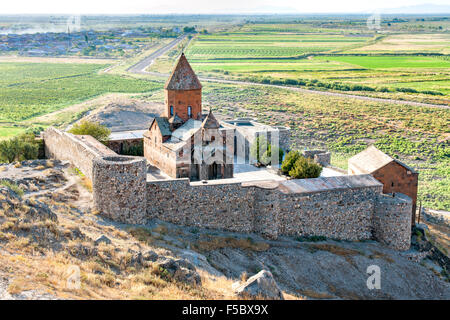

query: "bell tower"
(164, 53), (202, 122)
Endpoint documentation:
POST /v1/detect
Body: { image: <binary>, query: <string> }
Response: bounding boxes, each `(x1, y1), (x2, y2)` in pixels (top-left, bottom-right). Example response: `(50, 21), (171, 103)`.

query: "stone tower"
(164, 53), (202, 122)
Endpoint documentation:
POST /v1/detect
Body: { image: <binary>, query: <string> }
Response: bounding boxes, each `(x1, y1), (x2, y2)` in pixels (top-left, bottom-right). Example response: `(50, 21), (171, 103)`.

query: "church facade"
(143, 53), (234, 180)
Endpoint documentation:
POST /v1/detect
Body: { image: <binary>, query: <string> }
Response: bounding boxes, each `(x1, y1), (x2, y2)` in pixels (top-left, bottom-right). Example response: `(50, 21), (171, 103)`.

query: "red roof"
(164, 53), (202, 91)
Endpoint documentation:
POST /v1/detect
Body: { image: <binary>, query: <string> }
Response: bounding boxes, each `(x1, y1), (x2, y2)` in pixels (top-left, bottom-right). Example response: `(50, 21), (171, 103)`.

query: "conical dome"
(164, 53), (202, 91)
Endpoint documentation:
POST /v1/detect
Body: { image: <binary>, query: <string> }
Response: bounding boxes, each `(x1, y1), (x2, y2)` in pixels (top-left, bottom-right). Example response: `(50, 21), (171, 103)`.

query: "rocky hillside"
(0, 160), (448, 300)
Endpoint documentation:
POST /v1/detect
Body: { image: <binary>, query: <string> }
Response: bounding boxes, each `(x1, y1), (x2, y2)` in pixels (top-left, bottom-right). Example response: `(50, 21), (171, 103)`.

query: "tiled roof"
(164, 53), (202, 91)
(201, 110), (220, 129)
(348, 145), (417, 174)
(171, 119), (202, 141)
(348, 145), (393, 173)
(152, 117), (172, 136)
(277, 174), (382, 194)
(168, 113), (183, 124)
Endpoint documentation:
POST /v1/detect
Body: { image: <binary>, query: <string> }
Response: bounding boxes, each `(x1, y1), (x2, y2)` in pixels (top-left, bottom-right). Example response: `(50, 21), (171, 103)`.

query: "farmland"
(156, 19), (450, 104)
(0, 61), (162, 136)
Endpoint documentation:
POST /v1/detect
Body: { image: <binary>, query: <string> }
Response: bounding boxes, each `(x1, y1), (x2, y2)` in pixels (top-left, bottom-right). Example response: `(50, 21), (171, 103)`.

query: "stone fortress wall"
(43, 127), (117, 180)
(43, 128), (412, 251)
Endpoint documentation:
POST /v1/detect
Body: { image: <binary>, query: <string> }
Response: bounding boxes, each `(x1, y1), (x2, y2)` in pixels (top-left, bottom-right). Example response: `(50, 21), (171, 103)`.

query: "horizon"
(0, 1), (449, 15)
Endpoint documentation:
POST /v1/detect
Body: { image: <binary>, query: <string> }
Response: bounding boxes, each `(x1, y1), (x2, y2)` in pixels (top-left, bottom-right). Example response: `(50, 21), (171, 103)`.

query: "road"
(127, 36), (449, 110)
(127, 35), (187, 74)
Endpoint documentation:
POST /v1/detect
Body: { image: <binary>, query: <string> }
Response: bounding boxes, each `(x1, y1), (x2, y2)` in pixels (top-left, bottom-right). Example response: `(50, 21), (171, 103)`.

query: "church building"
(143, 53), (234, 180)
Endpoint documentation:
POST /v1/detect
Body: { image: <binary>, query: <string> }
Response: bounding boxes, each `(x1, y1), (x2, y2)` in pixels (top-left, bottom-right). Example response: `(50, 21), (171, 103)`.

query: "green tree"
(68, 120), (111, 142)
(288, 156), (322, 179)
(281, 150), (301, 174)
(251, 136), (284, 166)
(250, 136), (268, 165)
(260, 144), (284, 166)
(0, 133), (39, 163)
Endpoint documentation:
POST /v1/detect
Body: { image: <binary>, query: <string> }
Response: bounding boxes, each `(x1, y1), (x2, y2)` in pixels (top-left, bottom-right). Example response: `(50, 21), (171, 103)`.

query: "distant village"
(0, 26), (189, 57)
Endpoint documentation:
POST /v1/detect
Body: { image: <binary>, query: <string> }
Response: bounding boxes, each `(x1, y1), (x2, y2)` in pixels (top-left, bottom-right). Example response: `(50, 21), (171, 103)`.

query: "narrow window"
(391, 182), (394, 187)
(170, 105), (174, 116)
(187, 106), (192, 118)
(211, 136), (215, 142)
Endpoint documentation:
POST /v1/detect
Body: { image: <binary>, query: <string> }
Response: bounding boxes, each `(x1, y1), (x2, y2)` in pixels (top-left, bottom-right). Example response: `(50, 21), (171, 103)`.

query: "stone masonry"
(43, 127), (116, 180)
(43, 128), (413, 251)
(93, 156), (147, 224)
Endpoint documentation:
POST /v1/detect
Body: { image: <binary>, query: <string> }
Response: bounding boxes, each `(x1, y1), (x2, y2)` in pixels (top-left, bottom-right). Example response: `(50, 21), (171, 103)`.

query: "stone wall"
(43, 127), (116, 180)
(147, 179), (255, 233)
(303, 150), (331, 166)
(93, 156), (147, 224)
(372, 193), (412, 250)
(43, 128), (412, 251)
(144, 175), (411, 250)
(277, 187), (380, 241)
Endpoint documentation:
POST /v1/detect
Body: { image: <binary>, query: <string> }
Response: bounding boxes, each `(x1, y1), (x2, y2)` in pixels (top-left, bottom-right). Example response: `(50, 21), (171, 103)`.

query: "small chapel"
(143, 53), (234, 180)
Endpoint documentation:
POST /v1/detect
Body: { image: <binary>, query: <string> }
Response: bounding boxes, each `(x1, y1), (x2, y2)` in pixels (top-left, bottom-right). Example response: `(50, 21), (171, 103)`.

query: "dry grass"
(369, 251), (395, 263)
(193, 236), (270, 252)
(153, 225), (168, 235)
(308, 243), (360, 256)
(298, 289), (335, 299)
(81, 177), (93, 192)
(424, 219), (450, 255)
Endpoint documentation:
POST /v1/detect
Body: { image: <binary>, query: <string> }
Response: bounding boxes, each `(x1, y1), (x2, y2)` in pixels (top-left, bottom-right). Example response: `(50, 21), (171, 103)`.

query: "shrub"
(0, 133), (39, 163)
(281, 151), (322, 179)
(376, 87), (390, 92)
(288, 156), (322, 179)
(0, 180), (24, 197)
(121, 141), (144, 156)
(284, 79), (298, 85)
(281, 150), (301, 174)
(68, 120), (111, 142)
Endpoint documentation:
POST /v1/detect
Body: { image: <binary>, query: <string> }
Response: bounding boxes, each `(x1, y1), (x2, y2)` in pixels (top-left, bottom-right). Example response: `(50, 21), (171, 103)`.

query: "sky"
(0, 0), (448, 14)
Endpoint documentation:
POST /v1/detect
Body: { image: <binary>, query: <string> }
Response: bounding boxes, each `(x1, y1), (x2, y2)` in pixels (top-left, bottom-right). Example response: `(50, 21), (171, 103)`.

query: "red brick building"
(348, 145), (419, 226)
(143, 53), (234, 180)
(164, 53), (202, 122)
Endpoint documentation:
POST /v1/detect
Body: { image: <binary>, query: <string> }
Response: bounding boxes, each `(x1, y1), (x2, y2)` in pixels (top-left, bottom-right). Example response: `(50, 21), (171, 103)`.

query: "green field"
(0, 62), (162, 136)
(177, 23), (450, 100)
(187, 33), (372, 59)
(315, 55), (450, 69)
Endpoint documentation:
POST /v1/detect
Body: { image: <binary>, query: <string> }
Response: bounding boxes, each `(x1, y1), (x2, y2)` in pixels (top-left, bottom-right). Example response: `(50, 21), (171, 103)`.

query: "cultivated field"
(163, 19), (450, 104)
(0, 61), (162, 137)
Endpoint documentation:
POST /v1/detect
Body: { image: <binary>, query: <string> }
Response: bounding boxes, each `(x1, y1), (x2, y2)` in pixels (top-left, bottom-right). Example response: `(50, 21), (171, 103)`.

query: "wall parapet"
(93, 156), (147, 224)
(143, 174), (411, 249)
(43, 127), (116, 180)
(373, 193), (412, 250)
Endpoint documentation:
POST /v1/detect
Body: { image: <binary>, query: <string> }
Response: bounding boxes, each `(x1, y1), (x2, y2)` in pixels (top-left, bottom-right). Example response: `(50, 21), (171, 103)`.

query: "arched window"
(211, 136), (215, 142)
(187, 106), (192, 118)
(170, 106), (174, 116)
